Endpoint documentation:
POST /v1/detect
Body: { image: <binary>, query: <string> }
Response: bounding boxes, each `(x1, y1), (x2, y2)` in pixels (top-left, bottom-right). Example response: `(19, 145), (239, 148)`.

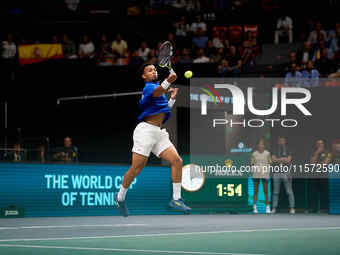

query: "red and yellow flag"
(18, 44), (63, 65)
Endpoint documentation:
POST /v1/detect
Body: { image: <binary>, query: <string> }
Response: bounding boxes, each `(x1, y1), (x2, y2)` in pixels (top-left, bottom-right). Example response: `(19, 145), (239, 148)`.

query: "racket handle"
(169, 68), (174, 75)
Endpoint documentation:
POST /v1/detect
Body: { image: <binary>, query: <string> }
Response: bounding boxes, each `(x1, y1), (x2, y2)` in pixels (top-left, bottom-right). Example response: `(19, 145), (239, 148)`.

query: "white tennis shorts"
(132, 122), (173, 157)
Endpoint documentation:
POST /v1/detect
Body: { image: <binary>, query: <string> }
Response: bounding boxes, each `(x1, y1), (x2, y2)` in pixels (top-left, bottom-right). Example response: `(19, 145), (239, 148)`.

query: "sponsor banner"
(0, 163), (171, 217)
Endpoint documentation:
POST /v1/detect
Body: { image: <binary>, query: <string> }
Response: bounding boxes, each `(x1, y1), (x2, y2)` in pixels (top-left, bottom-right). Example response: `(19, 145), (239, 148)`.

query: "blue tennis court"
(1, 214), (340, 255)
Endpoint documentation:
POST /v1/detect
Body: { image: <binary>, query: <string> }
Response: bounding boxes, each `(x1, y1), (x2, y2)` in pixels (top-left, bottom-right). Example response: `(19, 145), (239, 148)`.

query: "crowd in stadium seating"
(1, 5), (340, 83)
(282, 21), (340, 86)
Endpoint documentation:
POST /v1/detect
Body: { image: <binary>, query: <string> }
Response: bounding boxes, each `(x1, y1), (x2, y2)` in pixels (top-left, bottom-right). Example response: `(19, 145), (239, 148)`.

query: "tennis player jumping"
(114, 62), (192, 217)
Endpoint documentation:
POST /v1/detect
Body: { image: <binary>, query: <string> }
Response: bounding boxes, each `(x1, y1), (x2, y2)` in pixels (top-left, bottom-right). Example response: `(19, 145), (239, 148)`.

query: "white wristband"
(168, 98), (176, 108)
(161, 79), (171, 90)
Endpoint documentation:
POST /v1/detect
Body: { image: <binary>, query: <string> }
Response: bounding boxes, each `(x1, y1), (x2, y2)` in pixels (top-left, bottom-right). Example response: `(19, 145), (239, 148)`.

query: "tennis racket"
(157, 41), (174, 75)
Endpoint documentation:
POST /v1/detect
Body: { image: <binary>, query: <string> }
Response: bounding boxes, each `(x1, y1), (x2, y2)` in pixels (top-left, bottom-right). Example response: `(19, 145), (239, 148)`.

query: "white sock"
(173, 183), (181, 200)
(118, 186), (128, 201)
(253, 205), (257, 209)
(266, 205), (270, 209)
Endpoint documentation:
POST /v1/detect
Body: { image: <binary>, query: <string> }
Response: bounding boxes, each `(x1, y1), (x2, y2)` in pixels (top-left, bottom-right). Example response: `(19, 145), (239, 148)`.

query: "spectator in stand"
(220, 46), (242, 81)
(189, 42), (198, 59)
(223, 38), (231, 57)
(313, 33), (330, 50)
(52, 36), (59, 44)
(275, 14), (293, 44)
(78, 35), (95, 58)
(242, 30), (257, 65)
(20, 37), (27, 45)
(147, 49), (157, 64)
(210, 47), (224, 63)
(193, 47), (210, 63)
(212, 29), (227, 49)
(190, 15), (206, 35)
(138, 41), (151, 62)
(155, 41), (163, 56)
(331, 143), (340, 165)
(302, 60), (319, 88)
(98, 53), (113, 66)
(61, 36), (75, 57)
(65, 0), (79, 12)
(37, 144), (46, 162)
(327, 22), (339, 44)
(309, 139), (331, 213)
(284, 63), (302, 87)
(284, 53), (301, 71)
(204, 40), (215, 58)
(167, 33), (177, 57)
(299, 18), (314, 42)
(187, 0), (201, 13)
(111, 34), (128, 59)
(96, 35), (111, 63)
(172, 0), (187, 12)
(192, 28), (208, 49)
(296, 42), (313, 70)
(329, 41), (340, 78)
(112, 52), (124, 66)
(332, 40), (340, 62)
(129, 50), (144, 66)
(314, 49), (334, 78)
(1, 34), (16, 61)
(52, 137), (76, 162)
(62, 35), (77, 58)
(329, 29), (340, 53)
(177, 48), (193, 63)
(6, 142), (24, 162)
(307, 22), (327, 46)
(172, 16), (190, 49)
(329, 70), (340, 79)
(312, 40), (332, 62)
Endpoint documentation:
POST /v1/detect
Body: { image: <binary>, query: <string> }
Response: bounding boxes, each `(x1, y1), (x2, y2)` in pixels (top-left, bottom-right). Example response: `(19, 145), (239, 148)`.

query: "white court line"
(0, 244), (266, 255)
(0, 226), (340, 242)
(0, 224), (148, 230)
(20, 224), (149, 229)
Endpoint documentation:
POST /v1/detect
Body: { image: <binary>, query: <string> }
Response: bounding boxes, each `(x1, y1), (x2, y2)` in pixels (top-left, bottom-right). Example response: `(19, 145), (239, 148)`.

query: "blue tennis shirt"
(138, 81), (171, 124)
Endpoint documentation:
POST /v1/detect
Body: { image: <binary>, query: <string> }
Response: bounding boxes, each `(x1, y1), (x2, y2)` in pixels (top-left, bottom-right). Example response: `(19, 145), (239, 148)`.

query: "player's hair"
(278, 135), (285, 140)
(138, 62), (154, 77)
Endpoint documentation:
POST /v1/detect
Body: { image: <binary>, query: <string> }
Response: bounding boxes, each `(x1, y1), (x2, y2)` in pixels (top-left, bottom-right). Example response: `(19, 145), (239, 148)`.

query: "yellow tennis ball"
(184, 70), (193, 78)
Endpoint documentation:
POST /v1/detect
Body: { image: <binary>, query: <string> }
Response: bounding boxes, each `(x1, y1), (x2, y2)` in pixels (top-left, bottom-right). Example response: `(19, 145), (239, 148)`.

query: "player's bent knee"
(129, 166), (144, 177)
(172, 156), (183, 168)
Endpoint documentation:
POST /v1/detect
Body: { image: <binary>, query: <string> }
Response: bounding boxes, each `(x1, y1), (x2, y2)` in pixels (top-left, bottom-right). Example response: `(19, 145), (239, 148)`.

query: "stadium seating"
(244, 25), (258, 37)
(228, 25), (243, 43)
(213, 26), (227, 38)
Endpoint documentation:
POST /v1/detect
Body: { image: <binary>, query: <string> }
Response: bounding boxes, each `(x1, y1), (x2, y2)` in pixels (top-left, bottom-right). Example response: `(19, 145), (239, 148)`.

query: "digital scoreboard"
(179, 155), (253, 213)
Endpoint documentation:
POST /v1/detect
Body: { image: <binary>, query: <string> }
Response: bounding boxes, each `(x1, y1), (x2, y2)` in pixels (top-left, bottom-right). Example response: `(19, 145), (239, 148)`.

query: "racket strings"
(158, 44), (172, 66)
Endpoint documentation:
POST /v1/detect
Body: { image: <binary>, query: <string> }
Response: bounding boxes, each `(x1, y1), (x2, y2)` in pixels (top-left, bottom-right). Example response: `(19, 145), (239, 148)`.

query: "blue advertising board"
(0, 163), (172, 217)
(329, 166), (340, 215)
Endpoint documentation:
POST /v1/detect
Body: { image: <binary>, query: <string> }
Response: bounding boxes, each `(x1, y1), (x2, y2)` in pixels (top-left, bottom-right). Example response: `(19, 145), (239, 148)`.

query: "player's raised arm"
(152, 71), (177, 98)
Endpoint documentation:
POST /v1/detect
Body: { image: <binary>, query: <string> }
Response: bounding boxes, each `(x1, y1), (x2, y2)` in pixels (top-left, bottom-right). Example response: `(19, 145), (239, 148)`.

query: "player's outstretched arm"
(153, 72), (177, 97)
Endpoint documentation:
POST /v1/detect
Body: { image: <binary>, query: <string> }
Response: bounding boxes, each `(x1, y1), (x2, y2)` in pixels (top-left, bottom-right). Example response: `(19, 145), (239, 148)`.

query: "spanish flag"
(18, 44), (63, 65)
